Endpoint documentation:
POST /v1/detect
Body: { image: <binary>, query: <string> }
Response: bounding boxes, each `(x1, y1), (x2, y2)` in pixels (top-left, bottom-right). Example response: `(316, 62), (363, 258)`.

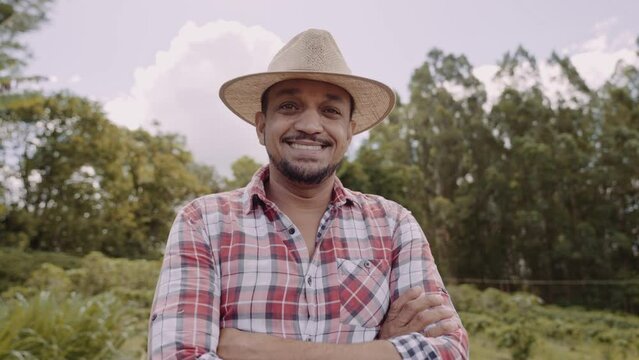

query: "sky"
(22, 0), (639, 176)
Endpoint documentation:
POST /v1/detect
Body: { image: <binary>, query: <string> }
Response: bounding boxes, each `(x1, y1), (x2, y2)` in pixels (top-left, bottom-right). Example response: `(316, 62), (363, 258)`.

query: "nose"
(293, 109), (323, 134)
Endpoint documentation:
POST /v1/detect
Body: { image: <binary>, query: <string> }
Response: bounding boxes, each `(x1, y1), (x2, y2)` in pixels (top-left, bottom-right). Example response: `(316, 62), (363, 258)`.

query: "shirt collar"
(242, 165), (359, 214)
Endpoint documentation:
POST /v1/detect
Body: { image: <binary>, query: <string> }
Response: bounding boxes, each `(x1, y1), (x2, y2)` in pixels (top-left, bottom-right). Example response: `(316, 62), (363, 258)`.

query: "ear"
(347, 120), (356, 143)
(255, 112), (266, 145)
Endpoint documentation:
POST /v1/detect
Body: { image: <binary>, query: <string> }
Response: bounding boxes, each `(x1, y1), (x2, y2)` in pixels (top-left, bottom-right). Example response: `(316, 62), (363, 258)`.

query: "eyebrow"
(273, 88), (347, 103)
(273, 88), (300, 97)
(325, 93), (347, 103)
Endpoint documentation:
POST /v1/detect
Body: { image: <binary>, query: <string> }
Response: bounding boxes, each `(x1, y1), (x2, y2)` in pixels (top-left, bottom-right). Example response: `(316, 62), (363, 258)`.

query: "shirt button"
(288, 228), (295, 234)
(305, 337), (312, 342)
(306, 276), (312, 286)
(364, 260), (372, 269)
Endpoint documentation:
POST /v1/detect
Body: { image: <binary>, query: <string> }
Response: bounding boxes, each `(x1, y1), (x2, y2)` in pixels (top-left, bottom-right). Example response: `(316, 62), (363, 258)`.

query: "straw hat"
(219, 29), (395, 134)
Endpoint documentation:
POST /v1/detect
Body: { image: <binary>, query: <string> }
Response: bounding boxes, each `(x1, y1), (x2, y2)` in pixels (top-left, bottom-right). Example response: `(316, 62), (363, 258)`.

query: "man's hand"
(379, 287), (460, 339)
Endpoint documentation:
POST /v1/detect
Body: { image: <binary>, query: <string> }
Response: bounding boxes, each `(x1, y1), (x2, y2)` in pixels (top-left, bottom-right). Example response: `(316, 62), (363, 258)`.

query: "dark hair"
(260, 84), (356, 120)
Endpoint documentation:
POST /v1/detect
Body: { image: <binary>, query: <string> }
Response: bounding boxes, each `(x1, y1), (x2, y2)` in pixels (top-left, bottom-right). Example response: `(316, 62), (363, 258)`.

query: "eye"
(278, 102), (299, 112)
(323, 107), (342, 117)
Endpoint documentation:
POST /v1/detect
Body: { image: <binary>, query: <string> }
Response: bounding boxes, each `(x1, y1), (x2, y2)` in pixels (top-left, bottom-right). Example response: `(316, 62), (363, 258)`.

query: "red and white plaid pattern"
(148, 166), (468, 359)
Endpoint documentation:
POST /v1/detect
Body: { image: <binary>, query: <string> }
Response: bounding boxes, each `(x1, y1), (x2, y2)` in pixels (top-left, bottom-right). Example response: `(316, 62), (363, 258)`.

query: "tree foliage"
(0, 93), (221, 257)
(223, 155), (262, 189)
(343, 41), (639, 312)
(0, 0), (52, 91)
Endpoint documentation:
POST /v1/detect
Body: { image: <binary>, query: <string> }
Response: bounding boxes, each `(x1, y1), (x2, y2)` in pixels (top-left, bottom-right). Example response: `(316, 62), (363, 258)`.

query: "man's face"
(255, 79), (355, 185)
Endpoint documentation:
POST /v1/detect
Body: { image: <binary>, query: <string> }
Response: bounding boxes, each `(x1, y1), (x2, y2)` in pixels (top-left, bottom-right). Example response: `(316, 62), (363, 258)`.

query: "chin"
(274, 159), (340, 185)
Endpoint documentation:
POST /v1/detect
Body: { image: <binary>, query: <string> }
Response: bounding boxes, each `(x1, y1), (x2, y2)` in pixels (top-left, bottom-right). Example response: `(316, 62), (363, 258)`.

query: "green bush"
(0, 251), (160, 359)
(1, 253), (638, 360)
(70, 251), (160, 297)
(0, 247), (81, 293)
(1, 263), (73, 301)
(0, 292), (134, 359)
(449, 284), (639, 359)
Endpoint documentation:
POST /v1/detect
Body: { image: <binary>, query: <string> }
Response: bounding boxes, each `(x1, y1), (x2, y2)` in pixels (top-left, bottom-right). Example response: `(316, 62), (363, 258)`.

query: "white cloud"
(593, 17), (618, 34)
(569, 48), (637, 90)
(474, 20), (638, 110)
(560, 18), (637, 90)
(104, 20), (284, 176)
(471, 64), (501, 111)
(68, 74), (82, 83)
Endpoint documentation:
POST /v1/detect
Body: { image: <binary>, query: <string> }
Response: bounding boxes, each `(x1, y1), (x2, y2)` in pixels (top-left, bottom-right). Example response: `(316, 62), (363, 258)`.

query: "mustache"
(282, 134), (333, 147)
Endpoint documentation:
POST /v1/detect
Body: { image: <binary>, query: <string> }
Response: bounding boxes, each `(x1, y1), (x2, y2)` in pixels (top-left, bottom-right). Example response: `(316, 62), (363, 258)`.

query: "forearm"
(264, 338), (400, 360)
(218, 329), (400, 360)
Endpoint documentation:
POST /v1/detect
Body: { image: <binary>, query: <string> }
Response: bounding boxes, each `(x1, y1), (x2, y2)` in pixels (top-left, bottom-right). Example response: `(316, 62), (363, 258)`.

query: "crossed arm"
(148, 202), (469, 360)
(217, 287), (463, 360)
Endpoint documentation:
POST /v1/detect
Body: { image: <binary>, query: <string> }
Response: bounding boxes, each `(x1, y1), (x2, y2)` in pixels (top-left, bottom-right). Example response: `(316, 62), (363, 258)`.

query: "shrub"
(449, 284), (639, 359)
(0, 247), (81, 293)
(0, 292), (135, 359)
(70, 251), (160, 296)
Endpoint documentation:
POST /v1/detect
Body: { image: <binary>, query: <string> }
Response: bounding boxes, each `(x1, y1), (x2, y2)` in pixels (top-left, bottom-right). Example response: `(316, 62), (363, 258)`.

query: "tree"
(0, 0), (54, 233)
(223, 155), (262, 190)
(0, 0), (53, 92)
(0, 92), (221, 257)
(345, 42), (639, 312)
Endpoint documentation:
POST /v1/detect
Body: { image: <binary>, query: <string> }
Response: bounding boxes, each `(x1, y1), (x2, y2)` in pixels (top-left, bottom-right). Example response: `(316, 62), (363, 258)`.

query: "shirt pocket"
(336, 258), (391, 328)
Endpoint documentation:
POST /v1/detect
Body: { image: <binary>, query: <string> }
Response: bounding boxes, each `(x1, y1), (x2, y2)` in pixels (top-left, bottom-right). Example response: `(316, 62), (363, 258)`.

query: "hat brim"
(219, 71), (395, 134)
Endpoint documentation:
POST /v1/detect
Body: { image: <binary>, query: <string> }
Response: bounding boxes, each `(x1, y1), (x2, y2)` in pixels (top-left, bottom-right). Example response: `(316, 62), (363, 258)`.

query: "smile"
(289, 143), (323, 151)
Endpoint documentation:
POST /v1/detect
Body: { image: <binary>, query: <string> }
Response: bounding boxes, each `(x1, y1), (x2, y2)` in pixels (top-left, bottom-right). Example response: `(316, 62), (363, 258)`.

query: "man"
(148, 29), (469, 360)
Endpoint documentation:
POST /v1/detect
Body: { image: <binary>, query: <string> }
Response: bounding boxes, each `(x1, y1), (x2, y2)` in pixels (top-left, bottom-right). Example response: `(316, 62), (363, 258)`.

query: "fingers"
(395, 291), (444, 326)
(424, 318), (461, 337)
(380, 287), (459, 339)
(405, 305), (455, 332)
(386, 287), (423, 321)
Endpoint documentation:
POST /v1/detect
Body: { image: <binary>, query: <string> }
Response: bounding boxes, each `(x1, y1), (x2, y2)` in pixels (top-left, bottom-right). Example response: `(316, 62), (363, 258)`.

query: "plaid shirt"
(149, 166), (468, 359)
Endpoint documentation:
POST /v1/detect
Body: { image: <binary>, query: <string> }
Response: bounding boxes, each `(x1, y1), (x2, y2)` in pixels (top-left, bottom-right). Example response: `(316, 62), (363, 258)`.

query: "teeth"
(290, 143), (322, 151)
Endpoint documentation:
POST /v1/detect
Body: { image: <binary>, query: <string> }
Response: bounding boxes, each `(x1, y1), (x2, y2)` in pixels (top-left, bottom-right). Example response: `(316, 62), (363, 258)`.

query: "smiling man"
(148, 29), (469, 360)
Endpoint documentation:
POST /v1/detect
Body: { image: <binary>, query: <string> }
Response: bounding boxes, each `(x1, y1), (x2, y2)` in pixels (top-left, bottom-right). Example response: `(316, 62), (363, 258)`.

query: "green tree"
(345, 42), (639, 311)
(0, 0), (54, 236)
(223, 155), (262, 189)
(355, 50), (490, 274)
(0, 0), (52, 91)
(0, 93), (221, 257)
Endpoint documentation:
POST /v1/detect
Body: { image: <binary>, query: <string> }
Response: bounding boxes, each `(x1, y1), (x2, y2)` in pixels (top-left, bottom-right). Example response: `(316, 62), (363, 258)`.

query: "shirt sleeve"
(386, 210), (469, 360)
(148, 200), (223, 360)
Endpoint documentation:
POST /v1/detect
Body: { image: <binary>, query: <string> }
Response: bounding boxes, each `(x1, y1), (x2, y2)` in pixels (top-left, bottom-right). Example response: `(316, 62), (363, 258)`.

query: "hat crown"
(219, 28), (395, 135)
(267, 29), (352, 74)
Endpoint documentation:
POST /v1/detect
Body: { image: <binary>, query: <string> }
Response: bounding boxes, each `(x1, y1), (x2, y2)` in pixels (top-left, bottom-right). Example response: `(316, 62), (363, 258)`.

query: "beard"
(269, 153), (343, 185)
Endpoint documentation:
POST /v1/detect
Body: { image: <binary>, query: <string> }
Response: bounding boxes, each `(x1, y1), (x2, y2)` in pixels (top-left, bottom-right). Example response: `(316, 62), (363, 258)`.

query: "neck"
(265, 164), (334, 212)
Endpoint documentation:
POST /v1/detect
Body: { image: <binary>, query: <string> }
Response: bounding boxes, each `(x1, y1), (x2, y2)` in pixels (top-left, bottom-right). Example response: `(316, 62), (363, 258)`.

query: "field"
(1, 248), (638, 359)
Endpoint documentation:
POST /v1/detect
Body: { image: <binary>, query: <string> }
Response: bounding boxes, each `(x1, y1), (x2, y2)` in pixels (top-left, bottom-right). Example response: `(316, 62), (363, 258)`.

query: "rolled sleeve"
(148, 200), (223, 359)
(388, 210), (469, 360)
